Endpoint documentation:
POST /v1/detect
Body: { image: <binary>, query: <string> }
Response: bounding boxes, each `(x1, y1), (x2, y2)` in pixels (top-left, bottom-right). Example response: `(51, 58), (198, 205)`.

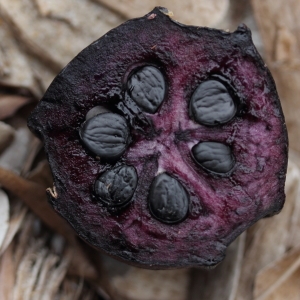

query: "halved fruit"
(28, 7), (288, 269)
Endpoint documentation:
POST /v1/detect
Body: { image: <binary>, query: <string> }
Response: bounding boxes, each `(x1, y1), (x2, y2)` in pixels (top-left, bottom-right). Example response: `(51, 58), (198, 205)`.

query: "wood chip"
(96, 0), (229, 26)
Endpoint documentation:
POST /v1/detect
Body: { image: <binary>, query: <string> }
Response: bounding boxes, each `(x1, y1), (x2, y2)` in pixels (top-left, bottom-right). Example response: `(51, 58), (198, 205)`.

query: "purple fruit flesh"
(28, 7), (288, 269)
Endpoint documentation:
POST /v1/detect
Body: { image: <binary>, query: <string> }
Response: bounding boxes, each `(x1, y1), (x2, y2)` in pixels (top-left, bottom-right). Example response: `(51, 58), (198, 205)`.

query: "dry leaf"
(26, 160), (52, 188)
(254, 247), (300, 300)
(0, 95), (32, 120)
(98, 252), (190, 300)
(0, 121), (15, 153)
(189, 233), (246, 300)
(0, 0), (123, 67)
(0, 17), (41, 97)
(0, 0), (124, 94)
(0, 125), (39, 174)
(251, 0), (300, 153)
(0, 189), (9, 251)
(111, 267), (190, 300)
(0, 212), (100, 300)
(96, 0), (229, 26)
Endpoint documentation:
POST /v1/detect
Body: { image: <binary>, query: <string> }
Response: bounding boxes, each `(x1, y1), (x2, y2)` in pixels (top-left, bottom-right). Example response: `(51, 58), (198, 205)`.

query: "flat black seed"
(86, 106), (110, 120)
(148, 173), (189, 224)
(128, 66), (165, 113)
(192, 142), (235, 173)
(79, 112), (129, 160)
(190, 80), (236, 125)
(95, 165), (138, 207)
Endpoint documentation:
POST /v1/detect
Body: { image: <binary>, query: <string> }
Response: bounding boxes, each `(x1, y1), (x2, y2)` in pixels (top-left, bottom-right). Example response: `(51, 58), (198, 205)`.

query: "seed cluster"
(79, 67), (236, 223)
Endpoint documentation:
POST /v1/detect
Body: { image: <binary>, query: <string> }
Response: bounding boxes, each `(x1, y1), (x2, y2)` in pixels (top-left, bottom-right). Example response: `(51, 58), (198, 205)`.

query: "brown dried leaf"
(0, 124), (40, 174)
(65, 246), (98, 281)
(0, 18), (42, 97)
(0, 121), (15, 153)
(251, 0), (300, 153)
(27, 160), (53, 188)
(96, 252), (190, 300)
(254, 247), (300, 300)
(96, 0), (229, 26)
(0, 0), (123, 68)
(0, 95), (32, 120)
(111, 267), (190, 300)
(189, 233), (246, 300)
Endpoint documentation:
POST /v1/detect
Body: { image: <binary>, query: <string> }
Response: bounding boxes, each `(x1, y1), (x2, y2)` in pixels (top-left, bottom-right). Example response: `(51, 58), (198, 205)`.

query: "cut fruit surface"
(28, 7), (288, 269)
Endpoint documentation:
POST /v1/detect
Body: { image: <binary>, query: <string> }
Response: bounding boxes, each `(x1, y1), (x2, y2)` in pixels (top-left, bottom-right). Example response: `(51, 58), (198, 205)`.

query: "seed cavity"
(148, 173), (189, 224)
(128, 66), (165, 113)
(190, 80), (236, 125)
(95, 165), (138, 208)
(192, 142), (235, 174)
(79, 112), (130, 160)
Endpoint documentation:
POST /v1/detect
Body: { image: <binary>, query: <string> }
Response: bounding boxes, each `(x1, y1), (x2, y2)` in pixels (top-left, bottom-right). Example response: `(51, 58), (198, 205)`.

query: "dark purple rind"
(28, 7), (288, 269)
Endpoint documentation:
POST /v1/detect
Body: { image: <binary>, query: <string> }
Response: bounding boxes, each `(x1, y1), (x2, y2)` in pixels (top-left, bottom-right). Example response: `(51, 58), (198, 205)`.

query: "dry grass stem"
(0, 201), (26, 256)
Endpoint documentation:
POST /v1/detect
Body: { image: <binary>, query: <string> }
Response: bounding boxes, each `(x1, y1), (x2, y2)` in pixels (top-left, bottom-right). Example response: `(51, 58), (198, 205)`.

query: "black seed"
(148, 173), (189, 224)
(192, 142), (235, 173)
(128, 66), (165, 113)
(190, 80), (236, 125)
(79, 112), (129, 160)
(86, 106), (110, 120)
(95, 165), (138, 207)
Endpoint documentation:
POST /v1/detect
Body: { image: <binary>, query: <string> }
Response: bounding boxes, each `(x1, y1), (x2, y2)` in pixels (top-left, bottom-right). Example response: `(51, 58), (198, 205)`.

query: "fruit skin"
(28, 7), (288, 269)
